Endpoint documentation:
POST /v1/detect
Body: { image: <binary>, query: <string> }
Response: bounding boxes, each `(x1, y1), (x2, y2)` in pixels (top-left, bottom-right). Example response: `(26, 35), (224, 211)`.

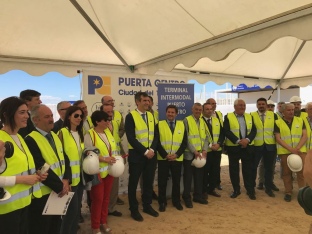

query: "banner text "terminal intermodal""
(160, 95), (192, 100)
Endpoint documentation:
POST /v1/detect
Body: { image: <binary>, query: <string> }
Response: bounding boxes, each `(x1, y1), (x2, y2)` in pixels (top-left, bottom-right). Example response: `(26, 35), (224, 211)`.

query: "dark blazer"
(156, 121), (188, 159)
(24, 129), (71, 193)
(52, 118), (64, 134)
(223, 113), (257, 153)
(18, 113), (35, 138)
(125, 112), (158, 163)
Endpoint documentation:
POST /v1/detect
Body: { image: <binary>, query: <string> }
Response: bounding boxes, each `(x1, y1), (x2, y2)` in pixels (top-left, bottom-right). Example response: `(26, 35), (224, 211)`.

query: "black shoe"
(79, 214), (84, 223)
(230, 191), (241, 198)
(184, 199), (193, 208)
(159, 203), (166, 212)
(247, 192), (256, 200)
(131, 211), (144, 222)
(108, 210), (122, 217)
(202, 192), (208, 200)
(193, 197), (208, 204)
(117, 197), (124, 205)
(257, 183), (264, 190)
(265, 189), (275, 197)
(143, 206), (159, 217)
(152, 191), (158, 200)
(208, 190), (221, 197)
(217, 184), (223, 190)
(271, 184), (280, 192)
(173, 202), (183, 211)
(284, 194), (292, 202)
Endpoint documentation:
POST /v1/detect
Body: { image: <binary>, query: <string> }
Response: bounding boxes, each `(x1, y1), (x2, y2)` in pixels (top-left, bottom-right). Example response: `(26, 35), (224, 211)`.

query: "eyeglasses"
(59, 108), (68, 111)
(73, 114), (83, 119)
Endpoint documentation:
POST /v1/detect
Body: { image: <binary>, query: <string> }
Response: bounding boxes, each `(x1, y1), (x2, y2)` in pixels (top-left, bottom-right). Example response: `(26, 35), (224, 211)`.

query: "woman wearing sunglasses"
(58, 106), (84, 234)
(84, 110), (117, 234)
(0, 97), (45, 234)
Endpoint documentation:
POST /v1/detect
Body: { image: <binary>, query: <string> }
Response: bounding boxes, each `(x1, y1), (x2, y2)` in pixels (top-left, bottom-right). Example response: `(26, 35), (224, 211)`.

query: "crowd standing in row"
(0, 89), (311, 234)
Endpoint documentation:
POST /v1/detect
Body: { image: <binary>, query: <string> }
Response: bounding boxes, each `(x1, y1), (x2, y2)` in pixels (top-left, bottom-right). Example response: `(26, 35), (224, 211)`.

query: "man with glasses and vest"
(275, 103), (307, 202)
(202, 103), (225, 198)
(125, 91), (159, 222)
(206, 98), (223, 190)
(156, 104), (187, 212)
(183, 103), (208, 207)
(250, 98), (278, 197)
(224, 98), (257, 200)
(25, 104), (70, 234)
(52, 101), (71, 133)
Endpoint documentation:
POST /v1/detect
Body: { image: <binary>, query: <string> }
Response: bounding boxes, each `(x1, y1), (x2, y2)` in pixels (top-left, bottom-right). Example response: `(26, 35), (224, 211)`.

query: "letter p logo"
(88, 75), (111, 95)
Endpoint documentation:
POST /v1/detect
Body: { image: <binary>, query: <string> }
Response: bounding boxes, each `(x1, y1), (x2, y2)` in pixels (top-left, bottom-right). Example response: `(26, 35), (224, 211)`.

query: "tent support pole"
(69, 0), (133, 72)
(277, 86), (281, 103)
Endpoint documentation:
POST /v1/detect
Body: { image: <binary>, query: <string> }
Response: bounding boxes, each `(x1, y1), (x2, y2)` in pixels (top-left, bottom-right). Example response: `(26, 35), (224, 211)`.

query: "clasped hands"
(238, 138), (249, 148)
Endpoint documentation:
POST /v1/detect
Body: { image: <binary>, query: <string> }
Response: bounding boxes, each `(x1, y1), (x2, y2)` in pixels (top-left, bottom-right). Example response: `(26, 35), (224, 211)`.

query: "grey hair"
(57, 101), (70, 110)
(234, 98), (245, 106)
(280, 103), (294, 112)
(192, 102), (202, 108)
(30, 104), (46, 124)
(305, 102), (312, 109)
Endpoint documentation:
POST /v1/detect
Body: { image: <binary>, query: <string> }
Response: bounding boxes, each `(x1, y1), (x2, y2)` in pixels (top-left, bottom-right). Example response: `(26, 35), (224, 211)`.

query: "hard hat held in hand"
(287, 154), (303, 172)
(108, 156), (125, 177)
(191, 154), (206, 168)
(82, 151), (100, 175)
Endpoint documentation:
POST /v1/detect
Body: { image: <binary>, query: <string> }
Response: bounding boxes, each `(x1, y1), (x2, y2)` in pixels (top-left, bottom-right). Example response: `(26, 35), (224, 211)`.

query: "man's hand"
(167, 154), (177, 161)
(146, 149), (155, 159)
(239, 139), (249, 148)
(201, 151), (207, 159)
(211, 143), (220, 151)
(58, 179), (70, 198)
(194, 151), (201, 159)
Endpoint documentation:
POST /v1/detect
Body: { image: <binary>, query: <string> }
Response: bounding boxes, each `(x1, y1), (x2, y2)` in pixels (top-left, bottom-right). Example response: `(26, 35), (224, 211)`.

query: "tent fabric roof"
(1, 0), (312, 88)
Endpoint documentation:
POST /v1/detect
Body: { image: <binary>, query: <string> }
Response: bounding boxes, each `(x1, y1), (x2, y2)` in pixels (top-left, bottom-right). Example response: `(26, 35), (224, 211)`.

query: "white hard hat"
(82, 151), (100, 175)
(287, 154), (302, 172)
(192, 156), (206, 168)
(108, 156), (125, 177)
(267, 100), (275, 105)
(290, 96), (302, 103)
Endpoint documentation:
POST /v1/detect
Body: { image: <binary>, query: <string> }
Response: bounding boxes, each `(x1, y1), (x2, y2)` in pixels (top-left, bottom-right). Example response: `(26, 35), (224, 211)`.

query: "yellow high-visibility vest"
(225, 113), (254, 146)
(128, 111), (155, 149)
(28, 131), (65, 196)
(276, 117), (307, 154)
(204, 117), (222, 152)
(89, 128), (117, 178)
(0, 131), (42, 214)
(59, 127), (84, 186)
(251, 111), (275, 146)
(157, 120), (184, 161)
(185, 116), (206, 152)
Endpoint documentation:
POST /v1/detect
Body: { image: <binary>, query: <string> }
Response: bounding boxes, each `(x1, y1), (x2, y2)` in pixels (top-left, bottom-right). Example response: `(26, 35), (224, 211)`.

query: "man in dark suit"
(18, 89), (42, 137)
(125, 91), (159, 222)
(224, 98), (257, 200)
(52, 101), (71, 133)
(25, 104), (70, 234)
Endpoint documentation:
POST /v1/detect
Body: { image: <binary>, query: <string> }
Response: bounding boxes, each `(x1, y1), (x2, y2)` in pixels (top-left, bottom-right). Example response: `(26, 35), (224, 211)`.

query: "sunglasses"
(73, 114), (83, 119)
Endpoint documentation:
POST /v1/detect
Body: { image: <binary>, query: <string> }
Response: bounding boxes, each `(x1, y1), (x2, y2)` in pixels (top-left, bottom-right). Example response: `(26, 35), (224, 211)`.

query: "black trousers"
(29, 194), (61, 234)
(228, 148), (254, 193)
(182, 159), (193, 201)
(128, 157), (157, 212)
(252, 149), (276, 189)
(0, 206), (29, 234)
(203, 150), (222, 193)
(158, 160), (182, 205)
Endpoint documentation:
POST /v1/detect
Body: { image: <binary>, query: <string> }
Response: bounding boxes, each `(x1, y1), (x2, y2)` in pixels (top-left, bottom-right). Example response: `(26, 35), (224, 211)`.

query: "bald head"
(101, 95), (115, 108)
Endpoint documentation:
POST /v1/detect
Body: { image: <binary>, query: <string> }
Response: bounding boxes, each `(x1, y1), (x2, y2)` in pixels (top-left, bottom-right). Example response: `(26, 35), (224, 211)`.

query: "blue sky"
(0, 70), (81, 103)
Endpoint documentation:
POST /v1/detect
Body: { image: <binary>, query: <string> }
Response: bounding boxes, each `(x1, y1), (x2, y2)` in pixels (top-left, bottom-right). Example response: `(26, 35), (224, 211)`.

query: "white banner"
(82, 70), (187, 194)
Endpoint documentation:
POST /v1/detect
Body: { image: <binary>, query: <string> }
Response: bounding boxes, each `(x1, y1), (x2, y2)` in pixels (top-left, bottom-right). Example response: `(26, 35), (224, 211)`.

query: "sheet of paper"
(42, 191), (75, 215)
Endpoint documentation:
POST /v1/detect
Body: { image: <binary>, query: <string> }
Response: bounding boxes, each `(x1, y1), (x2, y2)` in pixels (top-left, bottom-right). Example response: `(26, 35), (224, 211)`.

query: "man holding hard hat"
(274, 103), (307, 202)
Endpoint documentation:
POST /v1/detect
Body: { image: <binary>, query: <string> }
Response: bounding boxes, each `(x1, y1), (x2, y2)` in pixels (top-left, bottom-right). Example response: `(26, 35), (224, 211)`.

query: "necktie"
(141, 113), (146, 123)
(169, 121), (174, 133)
(261, 113), (265, 123)
(46, 133), (57, 154)
(207, 118), (212, 134)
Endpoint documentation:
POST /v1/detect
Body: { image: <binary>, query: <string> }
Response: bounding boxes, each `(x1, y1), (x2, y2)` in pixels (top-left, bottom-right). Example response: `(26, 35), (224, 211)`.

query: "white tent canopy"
(1, 0), (312, 88)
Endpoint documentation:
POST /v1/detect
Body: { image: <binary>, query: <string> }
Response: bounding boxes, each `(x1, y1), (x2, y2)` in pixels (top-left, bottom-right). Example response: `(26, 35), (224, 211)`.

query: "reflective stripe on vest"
(0, 131), (42, 214)
(60, 128), (83, 186)
(157, 120), (185, 161)
(204, 117), (222, 152)
(28, 131), (65, 196)
(185, 116), (206, 152)
(225, 113), (254, 146)
(251, 111), (275, 146)
(128, 111), (155, 149)
(89, 128), (117, 178)
(276, 117), (306, 154)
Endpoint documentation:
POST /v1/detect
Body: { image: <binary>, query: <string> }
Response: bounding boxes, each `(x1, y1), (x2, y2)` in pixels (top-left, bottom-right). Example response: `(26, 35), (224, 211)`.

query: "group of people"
(0, 88), (312, 234)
